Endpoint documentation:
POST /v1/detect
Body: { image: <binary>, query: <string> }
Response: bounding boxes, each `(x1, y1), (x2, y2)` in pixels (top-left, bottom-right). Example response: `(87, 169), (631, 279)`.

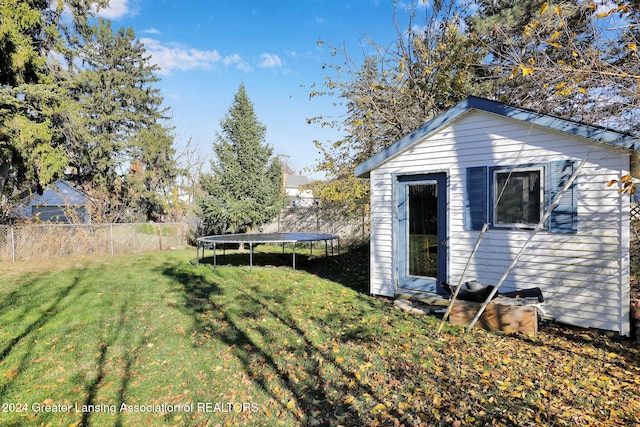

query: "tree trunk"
(0, 158), (11, 197)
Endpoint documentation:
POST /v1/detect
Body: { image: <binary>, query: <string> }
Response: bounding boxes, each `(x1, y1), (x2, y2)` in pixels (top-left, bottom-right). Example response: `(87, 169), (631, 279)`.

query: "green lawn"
(0, 247), (638, 426)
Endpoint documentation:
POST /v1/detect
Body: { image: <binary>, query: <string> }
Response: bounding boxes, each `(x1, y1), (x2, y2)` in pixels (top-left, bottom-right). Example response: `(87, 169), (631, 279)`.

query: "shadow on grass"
(80, 298), (148, 427)
(196, 242), (370, 296)
(175, 248), (640, 426)
(158, 251), (401, 426)
(197, 251), (313, 274)
(229, 293), (405, 426)
(302, 243), (370, 295)
(113, 333), (145, 427)
(0, 269), (84, 362)
(0, 270), (86, 399)
(162, 263), (224, 315)
(0, 265), (158, 427)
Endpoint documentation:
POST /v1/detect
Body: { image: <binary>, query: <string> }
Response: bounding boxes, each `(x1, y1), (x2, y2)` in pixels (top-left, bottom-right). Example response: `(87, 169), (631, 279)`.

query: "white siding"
(369, 110), (631, 335)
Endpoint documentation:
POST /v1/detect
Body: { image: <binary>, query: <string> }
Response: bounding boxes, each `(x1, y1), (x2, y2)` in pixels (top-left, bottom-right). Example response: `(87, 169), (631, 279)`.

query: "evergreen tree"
(0, 0), (99, 199)
(68, 19), (169, 189)
(66, 19), (175, 221)
(198, 84), (286, 235)
(127, 123), (177, 221)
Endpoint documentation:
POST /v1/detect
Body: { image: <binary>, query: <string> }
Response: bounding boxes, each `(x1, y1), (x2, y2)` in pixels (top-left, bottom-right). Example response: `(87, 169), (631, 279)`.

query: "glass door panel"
(408, 183), (438, 278)
(397, 174), (446, 294)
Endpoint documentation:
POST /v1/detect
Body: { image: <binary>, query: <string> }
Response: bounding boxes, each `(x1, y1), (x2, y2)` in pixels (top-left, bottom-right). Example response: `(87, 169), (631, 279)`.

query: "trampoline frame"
(196, 232), (339, 271)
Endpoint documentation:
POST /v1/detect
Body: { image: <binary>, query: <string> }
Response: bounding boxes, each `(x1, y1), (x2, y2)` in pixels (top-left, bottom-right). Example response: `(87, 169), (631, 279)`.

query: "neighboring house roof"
(355, 96), (640, 178)
(22, 180), (88, 206)
(285, 174), (311, 188)
(14, 180), (90, 223)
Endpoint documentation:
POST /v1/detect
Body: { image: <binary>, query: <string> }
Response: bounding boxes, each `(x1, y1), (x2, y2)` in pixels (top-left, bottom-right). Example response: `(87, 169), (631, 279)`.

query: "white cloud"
(223, 54), (253, 72)
(141, 38), (223, 74)
(142, 28), (161, 35)
(140, 38), (255, 74)
(93, 0), (133, 19)
(259, 53), (283, 68)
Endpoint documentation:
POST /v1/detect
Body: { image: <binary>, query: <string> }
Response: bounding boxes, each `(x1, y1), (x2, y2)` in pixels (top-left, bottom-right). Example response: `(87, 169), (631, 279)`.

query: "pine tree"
(64, 19), (175, 221)
(198, 84), (286, 235)
(68, 19), (169, 189)
(0, 0), (96, 198)
(127, 123), (177, 221)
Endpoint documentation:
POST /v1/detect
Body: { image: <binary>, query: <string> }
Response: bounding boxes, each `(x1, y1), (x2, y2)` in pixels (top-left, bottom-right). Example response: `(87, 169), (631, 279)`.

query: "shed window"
(465, 160), (577, 234)
(493, 168), (543, 229)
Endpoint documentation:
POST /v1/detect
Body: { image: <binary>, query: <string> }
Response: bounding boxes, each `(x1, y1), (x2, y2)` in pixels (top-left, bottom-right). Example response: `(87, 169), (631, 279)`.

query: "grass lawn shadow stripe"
(0, 273), (83, 362)
(0, 270), (91, 403)
(163, 255), (406, 425)
(247, 295), (407, 425)
(82, 300), (140, 427)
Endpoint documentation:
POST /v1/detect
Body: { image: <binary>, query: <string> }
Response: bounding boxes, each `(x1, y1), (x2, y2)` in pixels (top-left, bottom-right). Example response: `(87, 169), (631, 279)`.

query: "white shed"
(355, 97), (638, 336)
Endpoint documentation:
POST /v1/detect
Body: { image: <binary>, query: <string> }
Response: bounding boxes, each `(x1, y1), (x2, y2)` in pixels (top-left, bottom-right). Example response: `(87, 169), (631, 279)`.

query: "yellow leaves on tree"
(304, 175), (370, 213)
(608, 174), (638, 194)
(510, 63), (535, 79)
(596, 4), (631, 18)
(539, 2), (563, 16)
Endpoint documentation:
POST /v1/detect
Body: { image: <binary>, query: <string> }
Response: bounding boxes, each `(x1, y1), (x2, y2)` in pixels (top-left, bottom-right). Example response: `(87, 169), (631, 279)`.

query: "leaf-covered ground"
(0, 247), (638, 426)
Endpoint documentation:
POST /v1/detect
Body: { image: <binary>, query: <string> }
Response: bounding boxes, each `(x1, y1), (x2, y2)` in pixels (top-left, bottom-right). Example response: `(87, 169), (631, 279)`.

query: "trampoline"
(196, 232), (339, 271)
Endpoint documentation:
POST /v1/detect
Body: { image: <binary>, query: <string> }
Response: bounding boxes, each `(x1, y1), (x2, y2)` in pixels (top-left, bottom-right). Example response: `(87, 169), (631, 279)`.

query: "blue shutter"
(549, 160), (577, 233)
(465, 166), (488, 231)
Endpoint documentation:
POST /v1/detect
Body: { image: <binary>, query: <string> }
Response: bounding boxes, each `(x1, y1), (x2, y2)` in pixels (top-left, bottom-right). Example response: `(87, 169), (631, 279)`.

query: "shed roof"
(355, 96), (640, 178)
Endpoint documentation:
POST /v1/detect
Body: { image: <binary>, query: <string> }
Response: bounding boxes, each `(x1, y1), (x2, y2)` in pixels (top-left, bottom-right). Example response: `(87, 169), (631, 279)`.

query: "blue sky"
(94, 0), (411, 177)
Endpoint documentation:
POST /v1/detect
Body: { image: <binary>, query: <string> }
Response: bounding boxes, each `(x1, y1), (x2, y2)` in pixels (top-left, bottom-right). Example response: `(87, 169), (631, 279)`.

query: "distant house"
(355, 96), (638, 336)
(285, 174), (316, 207)
(17, 180), (90, 224)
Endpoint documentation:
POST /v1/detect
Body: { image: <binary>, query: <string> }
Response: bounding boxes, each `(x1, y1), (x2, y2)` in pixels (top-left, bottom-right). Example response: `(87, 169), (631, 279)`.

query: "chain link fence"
(0, 205), (370, 262)
(0, 223), (186, 262)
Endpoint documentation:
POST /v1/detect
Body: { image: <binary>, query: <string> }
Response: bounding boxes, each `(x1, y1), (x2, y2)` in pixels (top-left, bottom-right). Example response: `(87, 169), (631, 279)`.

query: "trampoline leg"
(213, 243), (217, 271)
(293, 243), (296, 270)
(250, 243), (253, 272)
